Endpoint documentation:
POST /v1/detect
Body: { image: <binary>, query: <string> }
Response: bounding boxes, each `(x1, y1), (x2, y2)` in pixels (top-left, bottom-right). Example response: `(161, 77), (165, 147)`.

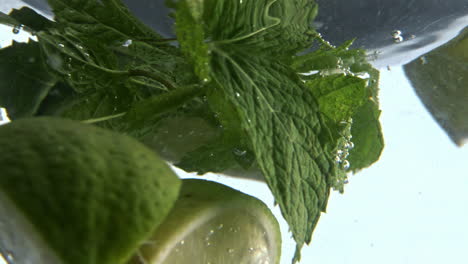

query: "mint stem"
(126, 84), (205, 126)
(81, 112), (127, 124)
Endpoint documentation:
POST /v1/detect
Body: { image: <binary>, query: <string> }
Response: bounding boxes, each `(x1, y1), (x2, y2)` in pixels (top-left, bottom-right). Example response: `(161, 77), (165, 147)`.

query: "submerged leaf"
(173, 0), (381, 262)
(7, 7), (54, 32)
(347, 100), (384, 171)
(404, 28), (468, 146)
(0, 41), (57, 119)
(306, 74), (367, 122)
(210, 50), (337, 262)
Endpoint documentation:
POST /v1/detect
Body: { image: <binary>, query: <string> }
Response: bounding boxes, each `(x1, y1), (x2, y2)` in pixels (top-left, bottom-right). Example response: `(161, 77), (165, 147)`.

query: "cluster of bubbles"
(336, 140), (354, 171)
(332, 118), (354, 190)
(392, 29), (417, 44)
(392, 30), (404, 43)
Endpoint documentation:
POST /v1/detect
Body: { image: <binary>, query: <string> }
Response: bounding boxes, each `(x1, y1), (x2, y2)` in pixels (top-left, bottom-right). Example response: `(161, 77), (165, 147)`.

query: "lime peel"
(132, 179), (281, 264)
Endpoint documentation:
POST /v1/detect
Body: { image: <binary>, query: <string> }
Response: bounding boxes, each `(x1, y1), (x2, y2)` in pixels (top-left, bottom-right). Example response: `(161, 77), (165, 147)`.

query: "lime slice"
(130, 179), (281, 264)
(0, 117), (181, 264)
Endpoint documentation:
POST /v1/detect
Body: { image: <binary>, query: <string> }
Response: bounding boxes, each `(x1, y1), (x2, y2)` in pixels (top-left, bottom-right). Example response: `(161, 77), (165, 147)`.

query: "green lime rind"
(0, 117), (181, 264)
(131, 179), (281, 264)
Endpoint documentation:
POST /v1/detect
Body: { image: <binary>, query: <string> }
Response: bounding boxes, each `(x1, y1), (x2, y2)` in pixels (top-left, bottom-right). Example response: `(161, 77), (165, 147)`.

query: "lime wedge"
(0, 117), (181, 264)
(130, 179), (281, 264)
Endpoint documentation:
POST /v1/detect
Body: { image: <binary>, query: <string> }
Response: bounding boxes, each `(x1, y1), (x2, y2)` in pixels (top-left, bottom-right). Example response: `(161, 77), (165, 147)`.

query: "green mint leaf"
(0, 41), (57, 119)
(175, 87), (255, 174)
(58, 83), (135, 132)
(174, 0), (353, 262)
(304, 72), (383, 175)
(0, 11), (18, 27)
(203, 0), (318, 58)
(176, 143), (240, 175)
(347, 100), (384, 172)
(306, 74), (368, 123)
(292, 39), (355, 72)
(36, 81), (78, 116)
(7, 7), (54, 32)
(297, 36), (383, 173)
(124, 84), (204, 129)
(47, 0), (160, 42)
(211, 52), (336, 263)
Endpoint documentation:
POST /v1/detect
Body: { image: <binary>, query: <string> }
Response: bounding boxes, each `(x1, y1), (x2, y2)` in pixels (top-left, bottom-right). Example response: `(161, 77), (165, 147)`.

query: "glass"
(0, 1), (467, 263)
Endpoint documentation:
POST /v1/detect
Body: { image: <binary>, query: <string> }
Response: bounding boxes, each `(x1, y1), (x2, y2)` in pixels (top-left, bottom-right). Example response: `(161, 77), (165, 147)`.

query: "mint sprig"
(0, 1), (384, 263)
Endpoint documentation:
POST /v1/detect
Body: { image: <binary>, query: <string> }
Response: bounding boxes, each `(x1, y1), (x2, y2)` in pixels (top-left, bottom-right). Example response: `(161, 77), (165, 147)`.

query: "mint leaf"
(0, 41), (57, 119)
(47, 0), (160, 42)
(176, 143), (241, 175)
(211, 51), (336, 263)
(297, 37), (383, 173)
(306, 74), (367, 122)
(305, 73), (383, 175)
(292, 39), (355, 71)
(175, 1), (345, 262)
(123, 84), (203, 129)
(175, 87), (255, 174)
(0, 11), (18, 27)
(7, 7), (54, 32)
(347, 100), (384, 171)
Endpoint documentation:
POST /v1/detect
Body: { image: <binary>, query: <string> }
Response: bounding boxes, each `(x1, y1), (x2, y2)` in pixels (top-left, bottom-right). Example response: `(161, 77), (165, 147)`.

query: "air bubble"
(236, 92), (241, 97)
(5, 252), (14, 262)
(420, 56), (428, 65)
(227, 248), (235, 254)
(392, 30), (401, 38)
(179, 240), (185, 245)
(342, 160), (350, 170)
(58, 43), (65, 48)
(217, 224), (224, 230)
(12, 24), (23, 34)
(392, 30), (404, 43)
(335, 156), (342, 164)
(122, 39), (133, 47)
(233, 148), (247, 156)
